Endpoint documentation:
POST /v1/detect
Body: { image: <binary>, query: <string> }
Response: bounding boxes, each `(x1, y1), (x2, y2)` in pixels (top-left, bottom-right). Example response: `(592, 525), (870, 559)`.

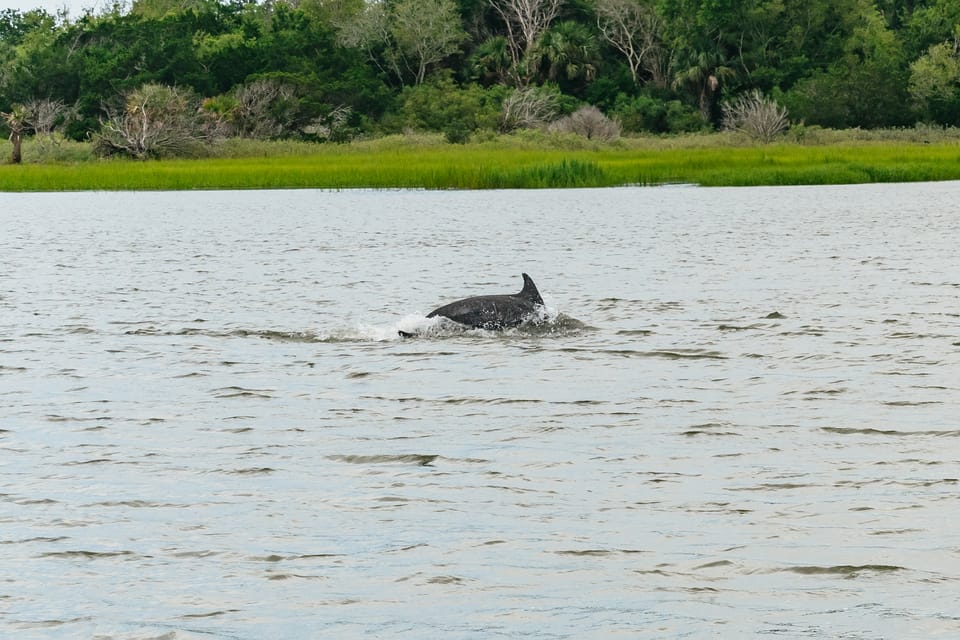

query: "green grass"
(1, 132), (959, 191)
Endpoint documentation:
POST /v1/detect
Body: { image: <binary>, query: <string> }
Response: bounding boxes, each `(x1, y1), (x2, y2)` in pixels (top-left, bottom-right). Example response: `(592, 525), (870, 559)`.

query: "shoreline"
(2, 132), (960, 192)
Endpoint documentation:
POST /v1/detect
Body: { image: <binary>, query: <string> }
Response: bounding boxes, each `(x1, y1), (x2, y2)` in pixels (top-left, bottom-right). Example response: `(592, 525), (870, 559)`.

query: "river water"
(1, 183), (959, 638)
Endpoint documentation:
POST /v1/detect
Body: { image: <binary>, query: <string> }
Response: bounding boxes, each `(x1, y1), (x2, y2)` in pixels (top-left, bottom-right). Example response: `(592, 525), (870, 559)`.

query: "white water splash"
(309, 305), (569, 342)
(395, 313), (446, 338)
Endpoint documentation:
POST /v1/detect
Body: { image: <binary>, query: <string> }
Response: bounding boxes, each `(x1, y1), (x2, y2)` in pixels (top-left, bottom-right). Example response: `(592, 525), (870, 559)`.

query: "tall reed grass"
(1, 131), (959, 191)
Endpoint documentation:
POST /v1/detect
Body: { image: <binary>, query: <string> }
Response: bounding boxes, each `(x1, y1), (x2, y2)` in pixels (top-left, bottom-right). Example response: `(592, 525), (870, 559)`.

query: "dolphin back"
(425, 273), (544, 330)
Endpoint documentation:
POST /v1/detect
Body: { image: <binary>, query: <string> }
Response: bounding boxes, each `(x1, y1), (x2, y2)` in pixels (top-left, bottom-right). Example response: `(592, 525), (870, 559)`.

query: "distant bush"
(612, 93), (705, 133)
(494, 127), (616, 150)
(611, 94), (666, 132)
(391, 75), (505, 143)
(663, 100), (708, 133)
(498, 86), (561, 132)
(93, 84), (210, 159)
(0, 134), (95, 164)
(548, 105), (621, 141)
(784, 122), (960, 145)
(721, 90), (789, 143)
(213, 137), (332, 158)
(233, 77), (303, 139)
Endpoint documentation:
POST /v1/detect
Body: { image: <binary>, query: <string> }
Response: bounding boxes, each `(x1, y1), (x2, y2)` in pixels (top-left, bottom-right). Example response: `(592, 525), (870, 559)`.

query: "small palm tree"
(2, 105), (29, 164)
(672, 49), (735, 124)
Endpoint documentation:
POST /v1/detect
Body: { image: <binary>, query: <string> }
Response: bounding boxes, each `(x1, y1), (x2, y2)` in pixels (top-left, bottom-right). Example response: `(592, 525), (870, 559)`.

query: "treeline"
(2, 0), (959, 156)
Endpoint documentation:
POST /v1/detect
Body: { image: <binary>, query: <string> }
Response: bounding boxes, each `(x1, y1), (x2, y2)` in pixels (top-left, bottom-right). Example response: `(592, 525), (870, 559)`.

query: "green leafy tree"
(874, 0), (926, 29)
(904, 0), (960, 55)
(336, 1), (394, 77)
(63, 9), (220, 135)
(192, 28), (260, 92)
(0, 0), (953, 144)
(338, 0), (466, 86)
(784, 2), (911, 128)
(909, 33), (960, 124)
(131, 0), (216, 19)
(391, 0), (468, 84)
(300, 0), (365, 27)
(656, 0), (741, 124)
(0, 9), (71, 107)
(671, 48), (736, 124)
(393, 73), (505, 140)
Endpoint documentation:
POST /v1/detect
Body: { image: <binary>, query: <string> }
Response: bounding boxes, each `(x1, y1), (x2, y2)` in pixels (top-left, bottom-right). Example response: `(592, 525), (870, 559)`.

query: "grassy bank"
(1, 131), (959, 191)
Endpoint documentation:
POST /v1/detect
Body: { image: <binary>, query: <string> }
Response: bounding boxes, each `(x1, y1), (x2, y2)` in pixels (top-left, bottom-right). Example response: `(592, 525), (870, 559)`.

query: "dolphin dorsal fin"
(518, 273), (543, 305)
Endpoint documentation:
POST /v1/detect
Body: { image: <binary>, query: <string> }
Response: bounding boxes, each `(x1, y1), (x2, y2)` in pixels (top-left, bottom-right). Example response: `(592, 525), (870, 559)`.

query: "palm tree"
(2, 105), (29, 164)
(470, 36), (513, 85)
(672, 49), (735, 124)
(532, 21), (600, 86)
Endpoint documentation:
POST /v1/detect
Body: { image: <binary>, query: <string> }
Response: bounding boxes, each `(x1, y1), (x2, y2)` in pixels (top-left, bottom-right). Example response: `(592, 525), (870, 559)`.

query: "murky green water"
(2, 183), (959, 638)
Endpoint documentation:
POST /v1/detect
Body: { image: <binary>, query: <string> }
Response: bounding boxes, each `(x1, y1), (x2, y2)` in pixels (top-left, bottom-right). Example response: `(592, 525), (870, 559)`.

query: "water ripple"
(3, 184), (959, 639)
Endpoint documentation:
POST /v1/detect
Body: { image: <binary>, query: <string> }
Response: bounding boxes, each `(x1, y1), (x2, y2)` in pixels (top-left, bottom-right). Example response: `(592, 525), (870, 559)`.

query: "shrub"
(306, 105), (355, 142)
(664, 100), (708, 133)
(612, 93), (667, 132)
(498, 86), (561, 132)
(548, 105), (621, 141)
(93, 84), (209, 159)
(234, 77), (302, 139)
(721, 90), (789, 142)
(393, 75), (505, 142)
(612, 93), (705, 133)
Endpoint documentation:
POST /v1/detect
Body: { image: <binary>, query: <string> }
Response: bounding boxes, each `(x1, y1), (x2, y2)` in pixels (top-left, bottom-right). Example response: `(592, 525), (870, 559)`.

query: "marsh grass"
(2, 129), (960, 191)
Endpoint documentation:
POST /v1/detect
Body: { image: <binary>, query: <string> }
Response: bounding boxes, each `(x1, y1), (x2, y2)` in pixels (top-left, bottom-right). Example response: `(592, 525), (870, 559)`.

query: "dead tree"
(595, 0), (671, 88)
(489, 0), (564, 85)
(499, 86), (560, 131)
(95, 84), (207, 159)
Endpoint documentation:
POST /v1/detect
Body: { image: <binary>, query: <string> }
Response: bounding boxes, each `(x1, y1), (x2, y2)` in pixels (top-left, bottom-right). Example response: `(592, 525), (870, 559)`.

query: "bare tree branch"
(595, 0), (669, 87)
(24, 98), (66, 136)
(489, 0), (564, 85)
(499, 86), (559, 131)
(94, 84), (208, 159)
(234, 78), (300, 139)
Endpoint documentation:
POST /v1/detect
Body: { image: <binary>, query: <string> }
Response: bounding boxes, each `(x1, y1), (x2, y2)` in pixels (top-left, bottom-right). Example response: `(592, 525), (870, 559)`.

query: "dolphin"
(401, 273), (545, 336)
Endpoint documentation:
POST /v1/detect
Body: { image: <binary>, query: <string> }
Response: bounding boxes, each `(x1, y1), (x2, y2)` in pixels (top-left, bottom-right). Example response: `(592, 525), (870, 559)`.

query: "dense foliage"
(2, 0), (960, 154)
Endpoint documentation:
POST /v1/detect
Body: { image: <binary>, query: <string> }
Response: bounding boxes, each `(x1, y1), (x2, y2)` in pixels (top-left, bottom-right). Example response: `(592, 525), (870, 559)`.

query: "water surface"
(2, 183), (959, 638)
